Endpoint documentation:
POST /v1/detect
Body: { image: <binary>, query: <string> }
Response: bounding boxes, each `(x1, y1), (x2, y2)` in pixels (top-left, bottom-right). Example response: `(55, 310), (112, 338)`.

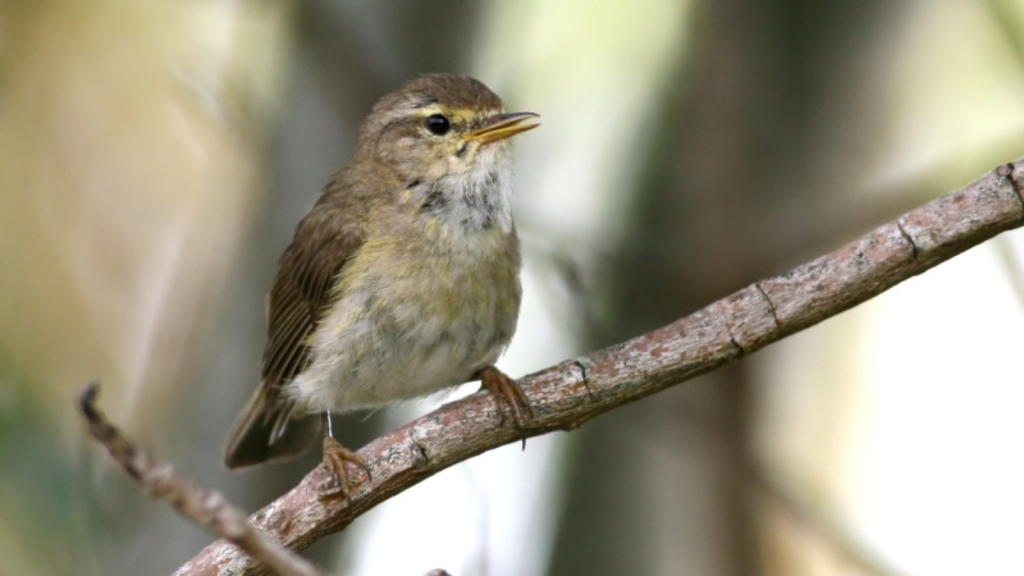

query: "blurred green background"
(2, 1), (1024, 574)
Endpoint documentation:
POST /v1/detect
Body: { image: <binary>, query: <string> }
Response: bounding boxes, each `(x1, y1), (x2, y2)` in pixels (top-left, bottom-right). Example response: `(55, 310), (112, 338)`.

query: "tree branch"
(177, 161), (1024, 575)
(76, 384), (327, 576)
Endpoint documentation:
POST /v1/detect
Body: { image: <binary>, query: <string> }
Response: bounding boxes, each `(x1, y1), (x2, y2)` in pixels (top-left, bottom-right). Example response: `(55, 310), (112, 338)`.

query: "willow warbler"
(224, 74), (539, 496)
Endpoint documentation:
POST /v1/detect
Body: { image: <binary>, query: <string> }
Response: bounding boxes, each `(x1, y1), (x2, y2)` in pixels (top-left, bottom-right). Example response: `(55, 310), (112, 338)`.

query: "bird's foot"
(476, 365), (533, 448)
(319, 436), (371, 500)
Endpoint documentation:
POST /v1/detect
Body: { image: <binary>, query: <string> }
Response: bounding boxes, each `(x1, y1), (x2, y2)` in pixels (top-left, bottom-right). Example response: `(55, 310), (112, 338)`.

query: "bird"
(223, 73), (539, 497)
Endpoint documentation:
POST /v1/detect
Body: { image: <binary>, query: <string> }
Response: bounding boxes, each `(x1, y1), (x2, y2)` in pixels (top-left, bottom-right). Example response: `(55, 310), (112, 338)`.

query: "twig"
(76, 384), (327, 576)
(178, 160), (1024, 575)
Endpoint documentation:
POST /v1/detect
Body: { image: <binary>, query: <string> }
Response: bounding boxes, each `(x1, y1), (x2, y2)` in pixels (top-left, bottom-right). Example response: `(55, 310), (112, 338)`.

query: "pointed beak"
(468, 112), (540, 144)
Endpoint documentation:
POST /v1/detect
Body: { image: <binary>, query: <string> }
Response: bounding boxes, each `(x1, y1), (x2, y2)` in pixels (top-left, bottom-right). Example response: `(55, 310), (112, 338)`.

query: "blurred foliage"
(2, 0), (1024, 575)
(0, 369), (100, 576)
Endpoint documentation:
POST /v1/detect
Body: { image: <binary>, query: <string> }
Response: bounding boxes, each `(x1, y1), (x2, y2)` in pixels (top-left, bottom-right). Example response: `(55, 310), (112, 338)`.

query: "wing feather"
(223, 175), (372, 468)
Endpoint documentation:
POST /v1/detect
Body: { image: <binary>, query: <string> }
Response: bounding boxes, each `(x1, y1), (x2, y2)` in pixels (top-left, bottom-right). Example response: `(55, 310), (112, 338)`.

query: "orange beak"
(468, 112), (540, 144)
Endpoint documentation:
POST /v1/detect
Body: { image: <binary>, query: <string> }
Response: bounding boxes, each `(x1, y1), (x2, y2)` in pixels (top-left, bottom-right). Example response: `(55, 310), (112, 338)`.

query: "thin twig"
(76, 384), (327, 576)
(178, 160), (1024, 575)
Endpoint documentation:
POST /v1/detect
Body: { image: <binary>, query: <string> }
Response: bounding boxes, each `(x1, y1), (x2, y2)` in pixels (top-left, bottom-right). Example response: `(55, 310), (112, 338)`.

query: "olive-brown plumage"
(224, 75), (539, 491)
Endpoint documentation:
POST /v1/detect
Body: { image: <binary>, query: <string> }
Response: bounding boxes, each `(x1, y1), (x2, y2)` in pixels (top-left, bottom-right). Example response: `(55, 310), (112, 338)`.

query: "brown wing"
(262, 208), (364, 387)
(224, 194), (367, 469)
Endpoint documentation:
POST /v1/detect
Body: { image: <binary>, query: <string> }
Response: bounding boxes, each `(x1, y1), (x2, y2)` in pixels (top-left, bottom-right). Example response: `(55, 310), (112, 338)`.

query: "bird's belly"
(288, 237), (520, 414)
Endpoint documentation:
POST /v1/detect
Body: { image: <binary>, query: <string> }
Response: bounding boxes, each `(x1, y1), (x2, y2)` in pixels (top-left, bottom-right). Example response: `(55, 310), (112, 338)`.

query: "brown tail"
(223, 383), (321, 469)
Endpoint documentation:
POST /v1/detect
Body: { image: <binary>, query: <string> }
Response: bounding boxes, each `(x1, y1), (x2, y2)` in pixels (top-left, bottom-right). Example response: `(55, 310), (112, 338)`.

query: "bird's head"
(355, 74), (539, 185)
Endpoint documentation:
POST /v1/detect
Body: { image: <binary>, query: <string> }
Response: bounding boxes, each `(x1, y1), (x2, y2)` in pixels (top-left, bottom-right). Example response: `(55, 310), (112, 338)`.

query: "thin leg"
(319, 413), (371, 500)
(475, 365), (533, 449)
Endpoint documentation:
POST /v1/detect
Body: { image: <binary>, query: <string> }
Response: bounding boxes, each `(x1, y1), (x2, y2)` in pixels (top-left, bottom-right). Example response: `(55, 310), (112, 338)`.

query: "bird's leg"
(475, 365), (533, 448)
(319, 412), (371, 500)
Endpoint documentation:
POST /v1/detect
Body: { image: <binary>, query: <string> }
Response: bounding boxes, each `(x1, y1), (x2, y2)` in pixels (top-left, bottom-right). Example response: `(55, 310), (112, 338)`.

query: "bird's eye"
(425, 114), (451, 136)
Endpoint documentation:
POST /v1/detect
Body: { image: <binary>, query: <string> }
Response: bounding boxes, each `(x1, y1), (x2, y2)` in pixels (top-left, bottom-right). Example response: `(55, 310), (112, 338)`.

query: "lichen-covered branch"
(176, 160), (1023, 575)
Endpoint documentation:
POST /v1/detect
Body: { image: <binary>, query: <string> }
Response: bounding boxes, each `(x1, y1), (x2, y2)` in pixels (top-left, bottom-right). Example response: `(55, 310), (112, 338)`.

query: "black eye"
(425, 114), (451, 136)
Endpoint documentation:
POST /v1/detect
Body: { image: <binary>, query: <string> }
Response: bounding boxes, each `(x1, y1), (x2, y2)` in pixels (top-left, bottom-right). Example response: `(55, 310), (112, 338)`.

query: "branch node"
(728, 335), (746, 356)
(895, 219), (919, 261)
(572, 359), (595, 401)
(411, 437), (430, 467)
(998, 162), (1024, 210)
(753, 282), (782, 333)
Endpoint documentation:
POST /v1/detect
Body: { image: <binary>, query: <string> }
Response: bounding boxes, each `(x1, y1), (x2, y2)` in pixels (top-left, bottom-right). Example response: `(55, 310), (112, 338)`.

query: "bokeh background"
(3, 1), (1024, 574)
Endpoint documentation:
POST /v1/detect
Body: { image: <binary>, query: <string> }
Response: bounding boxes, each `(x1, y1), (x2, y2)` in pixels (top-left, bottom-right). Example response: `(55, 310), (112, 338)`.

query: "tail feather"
(223, 383), (321, 469)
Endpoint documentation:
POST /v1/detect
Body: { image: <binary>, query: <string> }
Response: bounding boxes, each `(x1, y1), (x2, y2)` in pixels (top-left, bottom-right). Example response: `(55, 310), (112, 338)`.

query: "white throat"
(430, 151), (514, 235)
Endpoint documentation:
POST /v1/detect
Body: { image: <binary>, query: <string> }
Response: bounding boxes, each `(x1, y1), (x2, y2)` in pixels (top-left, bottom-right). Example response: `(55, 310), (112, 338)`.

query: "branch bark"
(177, 160), (1024, 575)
